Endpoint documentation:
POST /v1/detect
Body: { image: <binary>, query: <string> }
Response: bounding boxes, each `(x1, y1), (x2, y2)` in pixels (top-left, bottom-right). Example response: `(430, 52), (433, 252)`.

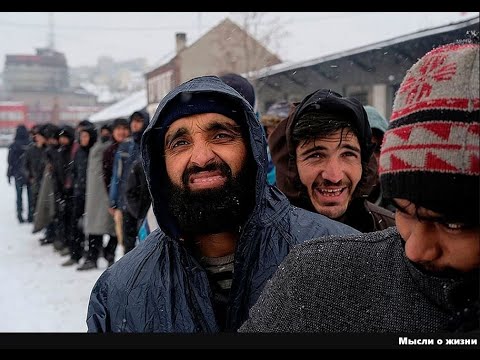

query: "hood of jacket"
(141, 75), (266, 240)
(268, 88), (377, 212)
(14, 125), (29, 142)
(130, 109), (150, 143)
(80, 125), (98, 150)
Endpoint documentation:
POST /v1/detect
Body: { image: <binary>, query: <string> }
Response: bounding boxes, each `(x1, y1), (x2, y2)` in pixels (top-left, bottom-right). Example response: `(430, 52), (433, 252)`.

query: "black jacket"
(86, 76), (358, 333)
(7, 126), (30, 184)
(125, 158), (150, 222)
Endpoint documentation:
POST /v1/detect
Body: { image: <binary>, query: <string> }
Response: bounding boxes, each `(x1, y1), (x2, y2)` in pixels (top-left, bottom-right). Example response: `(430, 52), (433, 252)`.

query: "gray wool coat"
(84, 140), (115, 236)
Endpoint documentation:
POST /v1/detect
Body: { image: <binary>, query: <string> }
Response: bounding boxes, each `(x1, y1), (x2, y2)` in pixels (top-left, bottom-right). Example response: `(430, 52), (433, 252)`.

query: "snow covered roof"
(89, 89), (147, 123)
(252, 16), (479, 79)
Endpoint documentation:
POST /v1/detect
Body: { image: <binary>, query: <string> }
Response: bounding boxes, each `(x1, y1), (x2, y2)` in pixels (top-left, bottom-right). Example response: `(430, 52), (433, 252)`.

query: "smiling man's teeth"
(319, 188), (343, 196)
(193, 176), (223, 183)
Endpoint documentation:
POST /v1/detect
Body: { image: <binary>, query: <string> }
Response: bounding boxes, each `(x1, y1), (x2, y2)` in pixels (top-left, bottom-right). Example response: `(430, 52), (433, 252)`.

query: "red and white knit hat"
(379, 38), (479, 224)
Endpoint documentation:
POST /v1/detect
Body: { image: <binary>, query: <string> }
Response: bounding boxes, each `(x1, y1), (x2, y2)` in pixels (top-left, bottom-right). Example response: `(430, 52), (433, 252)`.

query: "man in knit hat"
(85, 75), (357, 332)
(239, 36), (479, 333)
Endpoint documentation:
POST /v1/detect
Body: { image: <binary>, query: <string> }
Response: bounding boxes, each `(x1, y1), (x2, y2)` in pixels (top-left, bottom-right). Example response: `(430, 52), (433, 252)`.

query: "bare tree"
(210, 13), (288, 80)
(232, 12), (288, 78)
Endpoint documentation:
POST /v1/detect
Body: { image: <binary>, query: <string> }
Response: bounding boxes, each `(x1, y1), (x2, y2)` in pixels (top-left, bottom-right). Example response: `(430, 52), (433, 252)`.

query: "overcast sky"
(0, 12), (478, 72)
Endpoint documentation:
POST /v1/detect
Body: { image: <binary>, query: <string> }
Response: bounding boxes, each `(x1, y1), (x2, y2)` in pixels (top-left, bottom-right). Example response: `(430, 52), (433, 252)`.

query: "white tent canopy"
(89, 89), (147, 123)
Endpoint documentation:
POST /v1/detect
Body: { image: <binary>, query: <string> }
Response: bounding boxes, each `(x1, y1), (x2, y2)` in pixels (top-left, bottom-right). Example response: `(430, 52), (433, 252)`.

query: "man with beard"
(85, 75), (357, 332)
(239, 38), (479, 333)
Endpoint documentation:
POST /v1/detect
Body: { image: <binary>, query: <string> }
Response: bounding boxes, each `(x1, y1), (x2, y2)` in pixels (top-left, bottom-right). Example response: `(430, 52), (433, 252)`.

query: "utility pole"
(48, 12), (55, 50)
(197, 12), (202, 38)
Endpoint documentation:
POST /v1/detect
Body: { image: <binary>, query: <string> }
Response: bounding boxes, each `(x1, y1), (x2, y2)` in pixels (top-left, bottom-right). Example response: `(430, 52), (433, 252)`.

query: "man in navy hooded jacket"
(86, 75), (358, 333)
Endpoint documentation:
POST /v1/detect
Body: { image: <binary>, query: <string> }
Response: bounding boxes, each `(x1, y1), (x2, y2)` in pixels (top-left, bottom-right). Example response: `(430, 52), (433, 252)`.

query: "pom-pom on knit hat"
(379, 38), (479, 225)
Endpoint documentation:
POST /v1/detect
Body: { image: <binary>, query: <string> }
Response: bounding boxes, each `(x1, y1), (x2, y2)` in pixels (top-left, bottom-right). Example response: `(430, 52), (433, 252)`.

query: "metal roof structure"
(251, 16), (479, 116)
(89, 89), (147, 123)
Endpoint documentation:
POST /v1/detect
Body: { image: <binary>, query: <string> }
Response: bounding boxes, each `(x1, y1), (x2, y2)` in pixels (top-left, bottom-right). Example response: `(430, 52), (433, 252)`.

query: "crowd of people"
(7, 112), (150, 271)
(6, 36), (479, 334)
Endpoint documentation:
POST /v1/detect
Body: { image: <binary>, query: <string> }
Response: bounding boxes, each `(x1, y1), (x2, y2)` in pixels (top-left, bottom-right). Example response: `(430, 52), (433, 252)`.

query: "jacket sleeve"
(86, 272), (111, 333)
(108, 150), (121, 208)
(23, 147), (32, 181)
(125, 159), (150, 219)
(7, 145), (14, 177)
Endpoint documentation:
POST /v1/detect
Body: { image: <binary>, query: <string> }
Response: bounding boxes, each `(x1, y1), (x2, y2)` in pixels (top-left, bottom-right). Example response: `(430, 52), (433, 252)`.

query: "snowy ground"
(0, 147), (119, 332)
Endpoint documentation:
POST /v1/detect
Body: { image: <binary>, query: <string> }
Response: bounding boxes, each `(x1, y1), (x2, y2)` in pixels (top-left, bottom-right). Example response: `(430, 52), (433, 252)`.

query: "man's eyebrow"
(299, 143), (360, 157)
(299, 145), (327, 157)
(165, 127), (188, 146)
(392, 200), (449, 222)
(205, 121), (242, 134)
(342, 144), (361, 153)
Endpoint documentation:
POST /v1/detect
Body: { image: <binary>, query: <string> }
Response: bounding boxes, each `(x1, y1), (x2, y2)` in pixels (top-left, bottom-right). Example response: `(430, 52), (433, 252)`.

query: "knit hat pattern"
(379, 41), (479, 223)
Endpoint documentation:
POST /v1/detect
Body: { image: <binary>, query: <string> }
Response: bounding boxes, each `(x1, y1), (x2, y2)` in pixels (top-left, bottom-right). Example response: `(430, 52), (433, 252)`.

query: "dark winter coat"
(23, 143), (47, 184)
(44, 144), (61, 195)
(71, 128), (97, 226)
(86, 76), (358, 333)
(102, 141), (120, 192)
(239, 227), (479, 332)
(268, 89), (395, 232)
(72, 126), (97, 199)
(7, 125), (30, 184)
(110, 110), (149, 211)
(125, 158), (150, 222)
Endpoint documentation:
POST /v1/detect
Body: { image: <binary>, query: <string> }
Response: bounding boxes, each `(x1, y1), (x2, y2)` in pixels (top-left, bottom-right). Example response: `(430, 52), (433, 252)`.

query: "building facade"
(3, 47), (102, 127)
(145, 18), (281, 116)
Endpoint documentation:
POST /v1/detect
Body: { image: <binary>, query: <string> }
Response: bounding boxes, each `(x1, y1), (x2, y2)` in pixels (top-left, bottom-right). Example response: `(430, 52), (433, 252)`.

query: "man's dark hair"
(78, 119), (93, 128)
(101, 124), (112, 132)
(291, 112), (359, 150)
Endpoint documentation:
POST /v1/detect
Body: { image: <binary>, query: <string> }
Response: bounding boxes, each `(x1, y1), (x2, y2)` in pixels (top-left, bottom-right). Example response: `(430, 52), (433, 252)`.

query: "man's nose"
(190, 141), (216, 168)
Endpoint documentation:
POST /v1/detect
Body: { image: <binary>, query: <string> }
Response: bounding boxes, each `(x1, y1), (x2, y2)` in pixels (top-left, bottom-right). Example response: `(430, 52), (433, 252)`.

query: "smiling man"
(85, 75), (357, 332)
(269, 89), (395, 233)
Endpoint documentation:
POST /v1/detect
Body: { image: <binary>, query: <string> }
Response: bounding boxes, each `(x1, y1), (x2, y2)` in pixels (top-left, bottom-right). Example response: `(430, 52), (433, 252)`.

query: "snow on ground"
(0, 148), (118, 332)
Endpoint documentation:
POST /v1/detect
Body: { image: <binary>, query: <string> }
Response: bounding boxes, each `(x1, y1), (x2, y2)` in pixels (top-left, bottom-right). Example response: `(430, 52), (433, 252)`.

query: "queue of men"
(7, 111), (149, 271)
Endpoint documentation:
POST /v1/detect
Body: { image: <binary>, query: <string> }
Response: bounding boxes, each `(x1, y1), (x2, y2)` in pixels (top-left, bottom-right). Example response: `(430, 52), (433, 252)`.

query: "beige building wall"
(178, 20), (280, 83)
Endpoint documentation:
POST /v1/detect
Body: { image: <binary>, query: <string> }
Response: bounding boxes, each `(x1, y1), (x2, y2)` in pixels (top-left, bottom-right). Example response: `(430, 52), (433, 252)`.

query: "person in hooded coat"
(79, 123), (117, 269)
(7, 124), (32, 223)
(268, 89), (395, 233)
(24, 125), (48, 223)
(86, 75), (358, 333)
(108, 109), (150, 256)
(62, 125), (97, 266)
